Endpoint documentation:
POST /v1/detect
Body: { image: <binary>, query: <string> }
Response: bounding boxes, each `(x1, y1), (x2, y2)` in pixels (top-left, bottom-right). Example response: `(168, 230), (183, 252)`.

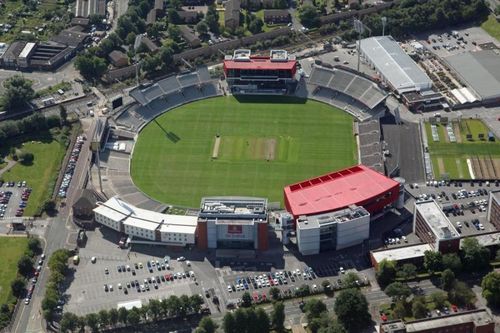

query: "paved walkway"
(0, 158), (17, 177)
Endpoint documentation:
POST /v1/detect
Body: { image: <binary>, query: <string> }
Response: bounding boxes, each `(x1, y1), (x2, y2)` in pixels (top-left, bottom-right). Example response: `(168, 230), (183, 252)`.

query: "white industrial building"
(296, 205), (370, 255)
(359, 36), (433, 95)
(94, 196), (197, 246)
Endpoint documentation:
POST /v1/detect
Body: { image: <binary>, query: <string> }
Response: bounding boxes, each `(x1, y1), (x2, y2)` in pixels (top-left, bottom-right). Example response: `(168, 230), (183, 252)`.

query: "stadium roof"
(94, 196), (197, 234)
(284, 165), (399, 217)
(443, 50), (500, 101)
(223, 58), (296, 71)
(359, 36), (432, 94)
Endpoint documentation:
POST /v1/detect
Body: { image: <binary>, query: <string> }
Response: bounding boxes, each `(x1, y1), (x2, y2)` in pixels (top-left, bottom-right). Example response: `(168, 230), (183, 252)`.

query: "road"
(12, 119), (97, 333)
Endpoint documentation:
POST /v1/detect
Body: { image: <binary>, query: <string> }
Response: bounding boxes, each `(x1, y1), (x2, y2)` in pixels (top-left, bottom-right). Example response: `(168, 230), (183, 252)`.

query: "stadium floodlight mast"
(354, 19), (371, 72)
(381, 16), (387, 36)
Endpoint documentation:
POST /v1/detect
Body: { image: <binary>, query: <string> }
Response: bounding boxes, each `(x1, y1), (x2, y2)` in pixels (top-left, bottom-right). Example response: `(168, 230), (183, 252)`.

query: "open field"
(425, 121), (500, 179)
(0, 131), (67, 216)
(131, 96), (357, 207)
(0, 237), (28, 305)
(481, 14), (500, 41)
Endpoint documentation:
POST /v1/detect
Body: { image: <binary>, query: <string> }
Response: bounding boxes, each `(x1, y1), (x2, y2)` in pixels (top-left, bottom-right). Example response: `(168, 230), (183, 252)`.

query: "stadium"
(93, 49), (396, 251)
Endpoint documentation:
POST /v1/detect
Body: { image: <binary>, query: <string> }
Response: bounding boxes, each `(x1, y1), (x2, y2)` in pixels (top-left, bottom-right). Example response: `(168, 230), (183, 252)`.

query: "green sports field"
(131, 96), (357, 207)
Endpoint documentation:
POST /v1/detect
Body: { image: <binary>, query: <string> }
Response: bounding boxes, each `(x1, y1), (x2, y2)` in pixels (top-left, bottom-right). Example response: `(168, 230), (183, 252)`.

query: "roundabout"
(131, 96), (358, 208)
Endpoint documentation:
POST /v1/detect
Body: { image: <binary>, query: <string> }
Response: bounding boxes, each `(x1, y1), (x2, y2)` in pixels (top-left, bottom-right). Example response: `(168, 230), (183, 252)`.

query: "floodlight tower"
(381, 16), (387, 36)
(354, 20), (371, 73)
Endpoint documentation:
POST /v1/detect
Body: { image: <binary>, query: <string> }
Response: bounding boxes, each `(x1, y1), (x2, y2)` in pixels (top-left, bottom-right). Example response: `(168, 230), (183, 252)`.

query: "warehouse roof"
(359, 36), (432, 94)
(371, 243), (432, 264)
(284, 165), (399, 217)
(415, 200), (460, 240)
(443, 50), (500, 101)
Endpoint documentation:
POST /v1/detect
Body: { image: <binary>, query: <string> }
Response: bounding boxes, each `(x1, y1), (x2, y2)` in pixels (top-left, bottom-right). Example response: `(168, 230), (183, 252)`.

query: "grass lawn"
(425, 121), (500, 179)
(0, 131), (67, 216)
(0, 237), (28, 305)
(481, 14), (500, 41)
(132, 96), (357, 207)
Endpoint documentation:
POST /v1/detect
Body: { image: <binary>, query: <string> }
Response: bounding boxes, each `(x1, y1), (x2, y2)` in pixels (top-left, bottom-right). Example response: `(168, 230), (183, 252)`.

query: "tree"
(75, 54), (108, 82)
(384, 282), (411, 301)
(343, 272), (360, 288)
(299, 5), (320, 28)
(18, 255), (34, 277)
(272, 0), (287, 8)
(98, 309), (109, 328)
(18, 151), (34, 165)
(376, 259), (397, 288)
(430, 291), (448, 309)
(334, 289), (370, 333)
(118, 307), (128, 325)
(233, 308), (248, 333)
(317, 322), (347, 333)
(190, 294), (204, 313)
(449, 281), (475, 307)
(412, 297), (427, 319)
(205, 5), (220, 33)
(2, 75), (35, 112)
(304, 298), (327, 322)
(442, 253), (462, 273)
(196, 21), (209, 35)
(397, 263), (417, 279)
(424, 250), (443, 273)
(270, 287), (281, 300)
(495, 4), (500, 15)
(255, 307), (270, 333)
(321, 279), (331, 292)
(309, 312), (331, 333)
(59, 105), (68, 125)
(248, 18), (263, 34)
(482, 271), (500, 307)
(11, 278), (26, 297)
(59, 312), (78, 333)
(198, 316), (218, 333)
(393, 300), (407, 319)
(241, 291), (252, 307)
(43, 200), (56, 212)
(85, 313), (99, 333)
(461, 237), (490, 271)
(108, 308), (119, 327)
(127, 307), (141, 326)
(271, 302), (285, 331)
(441, 269), (456, 291)
(223, 312), (237, 333)
(28, 238), (42, 255)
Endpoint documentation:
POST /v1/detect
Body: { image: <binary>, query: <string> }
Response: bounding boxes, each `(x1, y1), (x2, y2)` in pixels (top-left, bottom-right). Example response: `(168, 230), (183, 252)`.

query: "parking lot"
(407, 180), (498, 235)
(0, 181), (32, 219)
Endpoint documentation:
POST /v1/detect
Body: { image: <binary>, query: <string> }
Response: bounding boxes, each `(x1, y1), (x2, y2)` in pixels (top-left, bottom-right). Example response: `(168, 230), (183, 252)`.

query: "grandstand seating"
(115, 109), (145, 130)
(309, 65), (387, 110)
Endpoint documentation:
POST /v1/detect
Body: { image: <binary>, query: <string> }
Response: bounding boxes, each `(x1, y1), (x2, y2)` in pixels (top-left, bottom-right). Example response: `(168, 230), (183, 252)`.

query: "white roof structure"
(415, 200), (459, 240)
(19, 42), (36, 59)
(371, 243), (432, 263)
(94, 196), (197, 234)
(359, 36), (433, 94)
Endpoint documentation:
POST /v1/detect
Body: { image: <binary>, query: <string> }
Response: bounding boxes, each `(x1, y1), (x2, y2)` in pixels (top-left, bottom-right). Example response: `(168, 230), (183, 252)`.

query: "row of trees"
(1, 75), (35, 113)
(377, 238), (491, 288)
(0, 238), (42, 330)
(42, 249), (72, 322)
(0, 111), (62, 143)
(60, 293), (205, 332)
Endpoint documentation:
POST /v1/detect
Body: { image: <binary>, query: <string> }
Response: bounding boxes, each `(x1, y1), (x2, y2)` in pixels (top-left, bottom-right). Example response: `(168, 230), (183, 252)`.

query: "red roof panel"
(224, 59), (296, 71)
(284, 165), (399, 216)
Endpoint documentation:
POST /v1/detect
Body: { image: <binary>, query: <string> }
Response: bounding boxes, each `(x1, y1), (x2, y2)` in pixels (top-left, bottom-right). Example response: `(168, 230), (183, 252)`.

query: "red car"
(381, 313), (388, 322)
(451, 304), (458, 312)
(261, 293), (267, 301)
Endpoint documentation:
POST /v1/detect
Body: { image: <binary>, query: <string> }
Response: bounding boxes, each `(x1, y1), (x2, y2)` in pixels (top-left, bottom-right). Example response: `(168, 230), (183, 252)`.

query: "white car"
(456, 222), (462, 228)
(118, 283), (122, 289)
(109, 284), (113, 291)
(91, 257), (96, 263)
(177, 256), (186, 261)
(228, 285), (232, 292)
(186, 261), (191, 267)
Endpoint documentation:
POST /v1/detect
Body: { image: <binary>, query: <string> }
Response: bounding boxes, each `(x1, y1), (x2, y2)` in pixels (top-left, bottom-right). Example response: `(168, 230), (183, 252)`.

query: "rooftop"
(405, 309), (493, 332)
(284, 165), (399, 217)
(359, 36), (432, 94)
(224, 49), (296, 70)
(371, 243), (432, 263)
(94, 196), (197, 233)
(19, 42), (36, 59)
(199, 197), (268, 221)
(297, 205), (369, 230)
(443, 50), (500, 100)
(415, 200), (460, 240)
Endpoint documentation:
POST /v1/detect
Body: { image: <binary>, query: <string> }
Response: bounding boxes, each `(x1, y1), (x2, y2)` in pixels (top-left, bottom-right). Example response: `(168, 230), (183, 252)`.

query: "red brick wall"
(438, 238), (460, 254)
(197, 221), (208, 250)
(257, 223), (268, 251)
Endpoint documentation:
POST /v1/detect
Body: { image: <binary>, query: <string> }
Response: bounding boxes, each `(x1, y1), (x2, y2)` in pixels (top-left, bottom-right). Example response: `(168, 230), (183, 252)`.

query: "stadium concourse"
(90, 66), (222, 211)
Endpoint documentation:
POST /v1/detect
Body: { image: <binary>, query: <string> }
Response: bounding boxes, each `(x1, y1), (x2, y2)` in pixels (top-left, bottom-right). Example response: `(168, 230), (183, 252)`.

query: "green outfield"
(131, 96), (357, 207)
(425, 120), (500, 179)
